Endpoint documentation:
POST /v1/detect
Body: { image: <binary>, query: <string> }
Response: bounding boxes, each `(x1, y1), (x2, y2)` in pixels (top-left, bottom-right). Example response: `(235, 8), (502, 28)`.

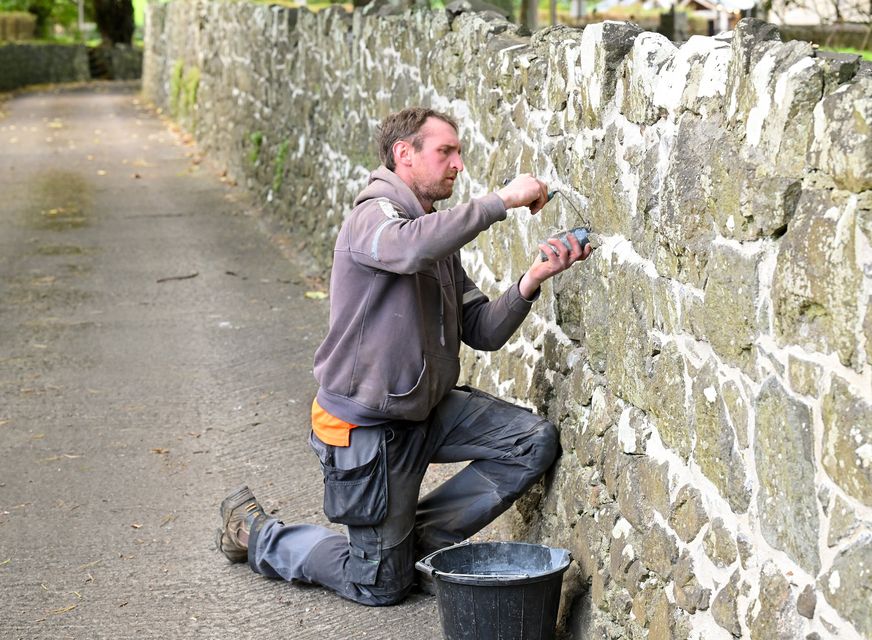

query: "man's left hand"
(519, 231), (592, 299)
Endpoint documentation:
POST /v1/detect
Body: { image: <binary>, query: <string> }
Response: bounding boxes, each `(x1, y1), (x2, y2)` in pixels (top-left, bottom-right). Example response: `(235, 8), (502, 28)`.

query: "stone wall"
(0, 43), (143, 91)
(0, 43), (90, 91)
(143, 2), (871, 638)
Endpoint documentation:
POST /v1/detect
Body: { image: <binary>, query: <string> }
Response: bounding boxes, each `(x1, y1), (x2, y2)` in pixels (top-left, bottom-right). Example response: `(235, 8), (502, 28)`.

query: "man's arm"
(346, 194), (506, 275)
(461, 230), (593, 351)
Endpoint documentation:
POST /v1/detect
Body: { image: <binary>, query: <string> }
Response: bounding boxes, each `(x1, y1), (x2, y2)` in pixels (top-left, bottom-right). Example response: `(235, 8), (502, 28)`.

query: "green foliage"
(181, 65), (200, 114)
(248, 131), (263, 166)
(169, 60), (200, 118)
(168, 58), (183, 116)
(272, 140), (290, 192)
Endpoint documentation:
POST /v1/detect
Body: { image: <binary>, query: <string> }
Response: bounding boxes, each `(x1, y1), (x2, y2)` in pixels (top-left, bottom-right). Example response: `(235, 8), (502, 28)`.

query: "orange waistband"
(311, 398), (358, 447)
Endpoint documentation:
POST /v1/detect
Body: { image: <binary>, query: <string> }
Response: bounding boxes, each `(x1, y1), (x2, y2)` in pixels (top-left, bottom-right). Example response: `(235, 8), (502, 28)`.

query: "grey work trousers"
(247, 387), (559, 606)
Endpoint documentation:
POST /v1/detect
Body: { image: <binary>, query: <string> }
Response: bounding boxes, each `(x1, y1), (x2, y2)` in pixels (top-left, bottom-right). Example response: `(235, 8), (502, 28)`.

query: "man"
(216, 107), (591, 606)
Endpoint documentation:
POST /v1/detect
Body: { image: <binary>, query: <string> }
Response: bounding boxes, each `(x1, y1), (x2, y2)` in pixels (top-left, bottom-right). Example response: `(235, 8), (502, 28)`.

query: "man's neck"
(393, 167), (432, 213)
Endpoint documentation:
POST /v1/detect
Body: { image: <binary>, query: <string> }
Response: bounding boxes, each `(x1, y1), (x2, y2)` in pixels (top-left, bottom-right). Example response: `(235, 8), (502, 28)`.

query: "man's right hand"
(496, 174), (549, 214)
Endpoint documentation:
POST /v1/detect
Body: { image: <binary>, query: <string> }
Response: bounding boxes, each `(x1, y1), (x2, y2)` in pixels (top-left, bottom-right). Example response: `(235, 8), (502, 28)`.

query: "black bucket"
(416, 541), (572, 640)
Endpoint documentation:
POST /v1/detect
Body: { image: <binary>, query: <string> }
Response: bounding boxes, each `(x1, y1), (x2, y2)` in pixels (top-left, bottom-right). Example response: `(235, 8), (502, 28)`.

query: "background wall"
(0, 43), (90, 91)
(0, 43), (142, 91)
(144, 2), (871, 638)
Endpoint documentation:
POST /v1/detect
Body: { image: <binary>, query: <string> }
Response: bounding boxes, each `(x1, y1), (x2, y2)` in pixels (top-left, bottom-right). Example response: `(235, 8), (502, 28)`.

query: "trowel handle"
(500, 178), (556, 202)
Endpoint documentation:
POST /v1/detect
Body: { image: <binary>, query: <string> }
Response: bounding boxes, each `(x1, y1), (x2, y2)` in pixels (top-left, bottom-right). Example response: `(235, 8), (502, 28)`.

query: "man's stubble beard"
(413, 176), (455, 209)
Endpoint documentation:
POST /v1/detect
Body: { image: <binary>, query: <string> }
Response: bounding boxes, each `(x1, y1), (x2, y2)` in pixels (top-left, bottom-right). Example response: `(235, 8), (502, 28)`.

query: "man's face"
(408, 118), (464, 206)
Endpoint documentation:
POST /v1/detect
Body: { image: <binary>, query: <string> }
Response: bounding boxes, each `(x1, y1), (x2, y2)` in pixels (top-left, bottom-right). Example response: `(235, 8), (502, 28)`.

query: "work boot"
(215, 485), (266, 563)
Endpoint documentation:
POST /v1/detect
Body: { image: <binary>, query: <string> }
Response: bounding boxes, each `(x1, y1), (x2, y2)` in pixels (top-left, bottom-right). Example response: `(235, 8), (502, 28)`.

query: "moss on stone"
(272, 140), (290, 192)
(248, 131), (263, 166)
(168, 59), (184, 117)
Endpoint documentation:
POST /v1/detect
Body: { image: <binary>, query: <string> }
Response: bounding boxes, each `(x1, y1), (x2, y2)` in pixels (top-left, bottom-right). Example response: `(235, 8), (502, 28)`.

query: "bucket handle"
(415, 540), (470, 577)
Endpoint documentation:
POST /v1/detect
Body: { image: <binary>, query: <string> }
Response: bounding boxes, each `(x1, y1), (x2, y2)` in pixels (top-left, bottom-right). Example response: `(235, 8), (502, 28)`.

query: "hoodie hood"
(353, 166), (427, 219)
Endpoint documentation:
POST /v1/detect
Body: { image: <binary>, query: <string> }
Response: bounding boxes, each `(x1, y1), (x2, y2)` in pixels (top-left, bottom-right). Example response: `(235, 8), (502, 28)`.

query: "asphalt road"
(0, 83), (443, 640)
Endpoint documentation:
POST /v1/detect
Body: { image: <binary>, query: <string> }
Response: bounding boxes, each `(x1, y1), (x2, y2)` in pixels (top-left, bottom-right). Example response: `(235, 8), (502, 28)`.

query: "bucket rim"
(415, 540), (572, 586)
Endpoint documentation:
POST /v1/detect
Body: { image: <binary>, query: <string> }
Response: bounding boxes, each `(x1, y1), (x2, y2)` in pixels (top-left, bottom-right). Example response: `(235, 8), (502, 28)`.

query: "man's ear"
(392, 139), (413, 168)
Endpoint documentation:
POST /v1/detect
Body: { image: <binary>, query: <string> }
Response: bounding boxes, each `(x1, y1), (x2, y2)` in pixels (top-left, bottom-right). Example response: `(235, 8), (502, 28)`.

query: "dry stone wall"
(144, 2), (871, 638)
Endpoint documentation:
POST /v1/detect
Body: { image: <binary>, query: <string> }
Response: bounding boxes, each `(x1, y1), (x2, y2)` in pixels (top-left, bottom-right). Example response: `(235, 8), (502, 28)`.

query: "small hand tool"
(501, 178), (591, 261)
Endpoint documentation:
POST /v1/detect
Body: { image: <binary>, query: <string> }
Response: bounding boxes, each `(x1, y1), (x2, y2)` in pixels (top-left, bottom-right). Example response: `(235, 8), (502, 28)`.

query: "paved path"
(0, 83), (442, 639)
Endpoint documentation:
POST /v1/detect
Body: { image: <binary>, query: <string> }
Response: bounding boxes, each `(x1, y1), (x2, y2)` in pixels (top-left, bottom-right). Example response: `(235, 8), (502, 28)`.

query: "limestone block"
(865, 297), (872, 368)
(822, 376), (872, 507)
(659, 115), (717, 287)
(725, 19), (782, 127)
(605, 261), (655, 409)
(648, 587), (691, 640)
(638, 522), (679, 581)
(703, 243), (760, 370)
(648, 341), (693, 461)
(588, 122), (637, 237)
(747, 561), (804, 640)
(609, 522), (638, 586)
(620, 32), (674, 126)
(654, 35), (731, 120)
(669, 484), (708, 543)
(827, 495), (860, 547)
(712, 569), (743, 637)
(538, 26), (584, 114)
(672, 550), (711, 613)
(814, 50), (861, 94)
(796, 584), (816, 619)
(819, 535), (872, 637)
(602, 426), (624, 500)
(705, 132), (802, 241)
(576, 21), (643, 129)
(692, 359), (751, 512)
(771, 187), (864, 369)
(809, 75), (872, 192)
(703, 517), (738, 568)
(754, 377), (820, 575)
(570, 511), (604, 580)
(616, 455), (670, 532)
(617, 406), (651, 455)
(787, 355), (823, 397)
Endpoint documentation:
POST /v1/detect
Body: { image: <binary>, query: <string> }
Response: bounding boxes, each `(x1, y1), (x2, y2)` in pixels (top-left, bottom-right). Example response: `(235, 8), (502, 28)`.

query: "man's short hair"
(376, 107), (458, 171)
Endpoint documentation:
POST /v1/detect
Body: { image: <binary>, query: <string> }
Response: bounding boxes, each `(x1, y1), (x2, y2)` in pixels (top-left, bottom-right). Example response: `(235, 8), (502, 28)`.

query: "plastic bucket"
(416, 541), (572, 640)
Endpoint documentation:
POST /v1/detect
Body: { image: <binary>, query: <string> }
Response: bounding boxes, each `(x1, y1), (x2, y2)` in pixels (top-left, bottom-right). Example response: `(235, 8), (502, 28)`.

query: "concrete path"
(0, 83), (443, 639)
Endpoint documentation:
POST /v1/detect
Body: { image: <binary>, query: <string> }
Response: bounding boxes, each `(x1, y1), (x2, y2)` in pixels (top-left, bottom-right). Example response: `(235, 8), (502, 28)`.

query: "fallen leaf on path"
(131, 173), (141, 179)
(78, 560), (101, 569)
(48, 604), (77, 615)
(118, 601), (128, 607)
(160, 514), (177, 527)
(304, 291), (327, 300)
(156, 273), (198, 284)
(41, 584), (47, 590)
(1, 558), (10, 566)
(96, 170), (106, 176)
(150, 448), (169, 455)
(0, 420), (8, 427)
(72, 591), (82, 599)
(130, 523), (142, 529)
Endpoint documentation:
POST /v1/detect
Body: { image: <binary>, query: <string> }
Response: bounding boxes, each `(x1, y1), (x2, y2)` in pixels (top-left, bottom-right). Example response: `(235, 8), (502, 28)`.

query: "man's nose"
(451, 152), (464, 172)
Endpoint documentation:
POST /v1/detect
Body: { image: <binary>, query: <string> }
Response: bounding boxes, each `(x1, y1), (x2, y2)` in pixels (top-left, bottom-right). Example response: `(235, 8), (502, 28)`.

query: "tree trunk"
(521, 0), (538, 30)
(550, 0), (557, 24)
(93, 0), (134, 45)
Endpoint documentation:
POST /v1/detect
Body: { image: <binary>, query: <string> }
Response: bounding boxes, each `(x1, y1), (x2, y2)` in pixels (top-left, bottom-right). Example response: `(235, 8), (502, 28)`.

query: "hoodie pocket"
(382, 352), (459, 421)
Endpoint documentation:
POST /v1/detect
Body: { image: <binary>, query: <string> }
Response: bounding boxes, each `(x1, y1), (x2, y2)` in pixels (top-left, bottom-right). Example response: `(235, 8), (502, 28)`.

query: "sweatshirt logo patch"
(378, 199), (400, 219)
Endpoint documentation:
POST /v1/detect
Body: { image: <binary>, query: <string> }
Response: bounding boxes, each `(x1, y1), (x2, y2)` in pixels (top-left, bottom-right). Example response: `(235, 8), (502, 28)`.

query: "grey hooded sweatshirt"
(313, 166), (537, 426)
